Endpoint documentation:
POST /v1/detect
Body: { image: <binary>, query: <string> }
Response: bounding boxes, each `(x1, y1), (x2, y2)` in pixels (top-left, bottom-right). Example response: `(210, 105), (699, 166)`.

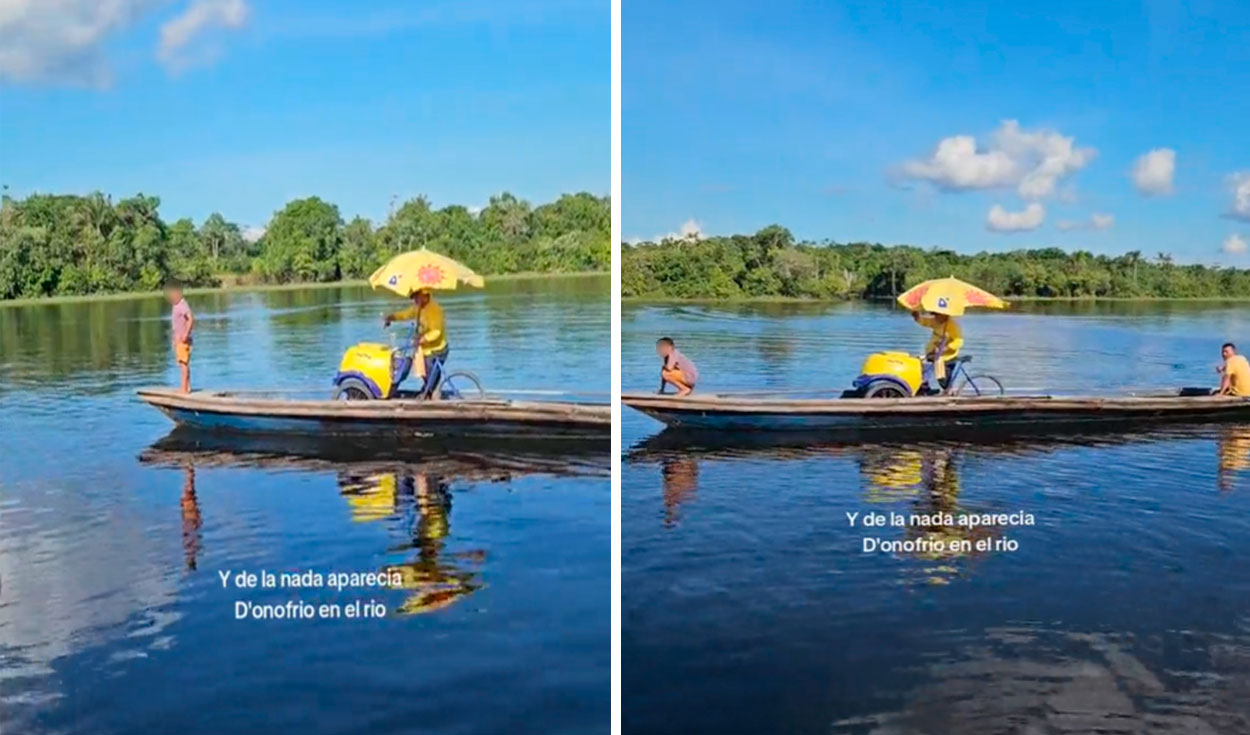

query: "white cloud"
(630, 219), (704, 244)
(986, 203), (1045, 233)
(1091, 212), (1115, 230)
(1057, 212), (1115, 231)
(0, 0), (162, 85)
(241, 224), (265, 243)
(901, 135), (1020, 191)
(1223, 233), (1247, 255)
(158, 0), (249, 73)
(0, 0), (249, 85)
(674, 219), (702, 239)
(1229, 172), (1250, 222)
(902, 120), (1095, 200)
(1131, 148), (1176, 196)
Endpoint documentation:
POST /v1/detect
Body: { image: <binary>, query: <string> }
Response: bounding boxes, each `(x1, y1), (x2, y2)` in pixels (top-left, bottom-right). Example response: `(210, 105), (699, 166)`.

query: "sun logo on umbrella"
(388, 275), (400, 286)
(937, 297), (948, 309)
(417, 265), (446, 285)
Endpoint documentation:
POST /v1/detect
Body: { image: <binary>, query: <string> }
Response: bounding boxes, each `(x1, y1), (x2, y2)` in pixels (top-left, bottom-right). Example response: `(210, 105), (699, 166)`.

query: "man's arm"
(383, 306), (417, 326)
(418, 307), (444, 346)
(1219, 366), (1232, 394)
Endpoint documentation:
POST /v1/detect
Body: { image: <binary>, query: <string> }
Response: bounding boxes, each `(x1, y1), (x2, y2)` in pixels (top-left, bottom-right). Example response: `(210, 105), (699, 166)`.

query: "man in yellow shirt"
(1218, 342), (1250, 396)
(384, 288), (449, 398)
(912, 310), (963, 391)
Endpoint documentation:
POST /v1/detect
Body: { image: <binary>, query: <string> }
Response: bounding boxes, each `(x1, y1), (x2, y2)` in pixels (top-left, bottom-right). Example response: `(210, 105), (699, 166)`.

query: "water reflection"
(630, 422), (1250, 490)
(660, 457), (699, 528)
(847, 446), (997, 584)
(623, 301), (1250, 734)
(142, 428), (610, 477)
(337, 471), (485, 615)
(1217, 425), (1250, 493)
(2, 277), (609, 735)
(630, 423), (1250, 584)
(180, 466), (203, 571)
(831, 623), (1250, 734)
(141, 430), (607, 618)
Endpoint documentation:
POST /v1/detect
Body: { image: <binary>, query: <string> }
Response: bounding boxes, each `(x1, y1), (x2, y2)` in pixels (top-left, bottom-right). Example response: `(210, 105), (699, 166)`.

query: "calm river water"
(623, 300), (1250, 734)
(0, 275), (609, 735)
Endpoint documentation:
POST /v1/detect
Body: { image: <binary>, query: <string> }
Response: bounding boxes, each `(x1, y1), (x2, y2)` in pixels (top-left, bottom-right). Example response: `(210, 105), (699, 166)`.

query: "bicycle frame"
(941, 361), (971, 395)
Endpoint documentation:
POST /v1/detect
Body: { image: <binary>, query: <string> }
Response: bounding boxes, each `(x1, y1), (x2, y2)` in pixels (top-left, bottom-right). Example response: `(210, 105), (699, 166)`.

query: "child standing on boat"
(656, 337), (698, 396)
(166, 282), (195, 394)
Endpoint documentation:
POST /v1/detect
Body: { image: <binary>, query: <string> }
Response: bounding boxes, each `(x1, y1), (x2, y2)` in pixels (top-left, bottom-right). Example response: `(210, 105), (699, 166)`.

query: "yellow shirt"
(1225, 353), (1250, 396)
(916, 315), (963, 362)
(389, 299), (448, 353)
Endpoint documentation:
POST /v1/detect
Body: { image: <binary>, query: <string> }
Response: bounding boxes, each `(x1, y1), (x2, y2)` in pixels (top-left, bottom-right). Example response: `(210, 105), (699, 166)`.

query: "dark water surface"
(623, 301), (1250, 734)
(0, 275), (609, 735)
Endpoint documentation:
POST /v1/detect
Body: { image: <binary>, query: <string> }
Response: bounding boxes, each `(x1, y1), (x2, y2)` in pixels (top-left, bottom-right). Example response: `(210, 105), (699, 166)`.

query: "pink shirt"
(171, 298), (193, 345)
(666, 349), (698, 385)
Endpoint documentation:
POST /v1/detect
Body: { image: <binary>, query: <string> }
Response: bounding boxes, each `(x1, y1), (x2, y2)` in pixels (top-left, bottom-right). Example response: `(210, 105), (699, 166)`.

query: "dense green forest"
(0, 191), (609, 300)
(624, 226), (1250, 300)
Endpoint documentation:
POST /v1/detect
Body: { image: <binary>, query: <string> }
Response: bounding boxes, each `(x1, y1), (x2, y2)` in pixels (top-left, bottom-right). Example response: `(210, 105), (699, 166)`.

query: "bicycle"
(935, 355), (1004, 397)
(333, 322), (485, 401)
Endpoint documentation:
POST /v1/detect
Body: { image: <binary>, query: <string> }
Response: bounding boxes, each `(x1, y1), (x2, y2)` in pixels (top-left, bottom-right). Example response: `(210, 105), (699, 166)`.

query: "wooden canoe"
(138, 387), (610, 440)
(622, 390), (1250, 432)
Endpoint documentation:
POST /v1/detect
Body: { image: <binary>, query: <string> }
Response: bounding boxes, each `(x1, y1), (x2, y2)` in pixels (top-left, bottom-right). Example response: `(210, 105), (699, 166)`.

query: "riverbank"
(624, 293), (1250, 305)
(0, 271), (607, 308)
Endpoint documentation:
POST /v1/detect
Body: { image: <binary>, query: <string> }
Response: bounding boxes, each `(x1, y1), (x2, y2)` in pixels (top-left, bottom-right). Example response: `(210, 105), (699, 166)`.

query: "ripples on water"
(623, 301), (1250, 734)
(0, 276), (609, 735)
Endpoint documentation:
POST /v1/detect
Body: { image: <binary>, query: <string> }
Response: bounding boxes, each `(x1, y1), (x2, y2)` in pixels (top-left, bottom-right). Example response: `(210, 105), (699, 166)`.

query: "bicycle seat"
(952, 355), (972, 364)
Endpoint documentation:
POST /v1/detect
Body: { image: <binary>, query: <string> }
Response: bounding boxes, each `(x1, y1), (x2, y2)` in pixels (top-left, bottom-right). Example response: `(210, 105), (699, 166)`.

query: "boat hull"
(139, 388), (610, 440)
(622, 391), (1250, 432)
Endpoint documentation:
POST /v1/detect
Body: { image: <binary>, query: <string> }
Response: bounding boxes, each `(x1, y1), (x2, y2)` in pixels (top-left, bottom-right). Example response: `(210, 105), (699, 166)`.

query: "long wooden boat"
(622, 389), (1250, 432)
(139, 387), (610, 439)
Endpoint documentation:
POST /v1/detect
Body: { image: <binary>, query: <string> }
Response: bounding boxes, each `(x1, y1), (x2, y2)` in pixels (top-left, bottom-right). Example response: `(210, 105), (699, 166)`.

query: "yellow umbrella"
(368, 248), (485, 297)
(896, 276), (1008, 316)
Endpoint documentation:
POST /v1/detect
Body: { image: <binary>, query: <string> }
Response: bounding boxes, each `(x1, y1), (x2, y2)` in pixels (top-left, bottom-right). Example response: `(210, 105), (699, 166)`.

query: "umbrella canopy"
(368, 248), (485, 297)
(896, 277), (1008, 316)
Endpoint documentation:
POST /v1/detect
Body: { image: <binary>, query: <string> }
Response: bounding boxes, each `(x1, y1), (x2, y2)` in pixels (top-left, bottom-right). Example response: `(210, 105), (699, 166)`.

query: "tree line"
(0, 191), (610, 300)
(624, 226), (1250, 300)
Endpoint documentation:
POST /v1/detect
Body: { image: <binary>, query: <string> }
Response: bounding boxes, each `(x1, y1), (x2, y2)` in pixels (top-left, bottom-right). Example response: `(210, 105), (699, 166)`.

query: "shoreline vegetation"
(0, 190), (609, 302)
(0, 271), (607, 308)
(624, 226), (1250, 301)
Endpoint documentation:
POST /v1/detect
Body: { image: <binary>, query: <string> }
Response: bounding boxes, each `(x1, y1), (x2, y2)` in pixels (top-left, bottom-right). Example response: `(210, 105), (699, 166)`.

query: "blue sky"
(624, 0), (1250, 263)
(0, 0), (607, 232)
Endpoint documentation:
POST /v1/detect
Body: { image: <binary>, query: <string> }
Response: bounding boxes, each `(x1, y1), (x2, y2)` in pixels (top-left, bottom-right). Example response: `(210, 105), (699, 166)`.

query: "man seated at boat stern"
(912, 310), (963, 391)
(383, 288), (449, 398)
(656, 337), (698, 396)
(1218, 342), (1250, 396)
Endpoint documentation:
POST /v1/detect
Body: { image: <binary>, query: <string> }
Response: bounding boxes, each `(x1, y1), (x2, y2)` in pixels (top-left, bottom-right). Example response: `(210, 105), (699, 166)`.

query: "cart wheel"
(951, 374), (1004, 397)
(440, 371), (485, 400)
(863, 380), (908, 399)
(334, 377), (375, 400)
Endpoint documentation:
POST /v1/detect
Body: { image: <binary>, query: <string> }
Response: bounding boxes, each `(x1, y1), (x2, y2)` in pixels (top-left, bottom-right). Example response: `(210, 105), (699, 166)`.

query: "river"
(622, 300), (1250, 734)
(0, 274), (610, 735)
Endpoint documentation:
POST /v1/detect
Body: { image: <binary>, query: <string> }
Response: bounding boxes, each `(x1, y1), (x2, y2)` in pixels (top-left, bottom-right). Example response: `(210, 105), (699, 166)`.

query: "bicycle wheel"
(952, 373), (1004, 397)
(439, 370), (485, 400)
